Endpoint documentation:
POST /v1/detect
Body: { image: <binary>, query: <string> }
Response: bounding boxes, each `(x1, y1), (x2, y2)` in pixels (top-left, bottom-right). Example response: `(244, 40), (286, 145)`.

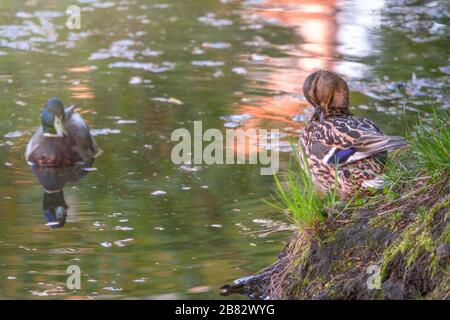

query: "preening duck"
(299, 70), (407, 199)
(25, 97), (98, 167)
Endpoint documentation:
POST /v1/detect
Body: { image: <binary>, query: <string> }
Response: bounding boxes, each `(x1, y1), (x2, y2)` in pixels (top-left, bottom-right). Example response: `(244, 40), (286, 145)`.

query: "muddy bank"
(222, 184), (449, 300)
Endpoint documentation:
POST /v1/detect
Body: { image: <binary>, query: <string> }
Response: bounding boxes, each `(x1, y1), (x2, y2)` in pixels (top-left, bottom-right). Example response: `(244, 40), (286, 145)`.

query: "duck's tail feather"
(333, 135), (407, 165)
(356, 135), (408, 155)
(65, 103), (82, 120)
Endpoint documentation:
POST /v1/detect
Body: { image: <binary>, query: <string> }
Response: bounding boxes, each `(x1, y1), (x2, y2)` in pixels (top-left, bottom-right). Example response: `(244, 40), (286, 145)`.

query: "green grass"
(267, 111), (449, 234)
(265, 144), (339, 235)
(406, 112), (449, 174)
(383, 112), (449, 194)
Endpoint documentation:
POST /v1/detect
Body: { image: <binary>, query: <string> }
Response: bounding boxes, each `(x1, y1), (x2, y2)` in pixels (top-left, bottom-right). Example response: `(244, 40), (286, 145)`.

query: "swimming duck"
(299, 70), (407, 199)
(25, 97), (98, 167)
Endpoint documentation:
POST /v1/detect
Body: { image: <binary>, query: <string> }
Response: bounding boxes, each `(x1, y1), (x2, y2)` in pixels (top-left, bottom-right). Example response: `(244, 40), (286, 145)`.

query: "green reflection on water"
(0, 0), (447, 299)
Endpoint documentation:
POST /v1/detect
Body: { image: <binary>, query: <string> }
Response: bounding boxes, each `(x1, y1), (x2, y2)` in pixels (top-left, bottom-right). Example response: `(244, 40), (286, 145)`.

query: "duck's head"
(303, 70), (351, 120)
(41, 97), (67, 137)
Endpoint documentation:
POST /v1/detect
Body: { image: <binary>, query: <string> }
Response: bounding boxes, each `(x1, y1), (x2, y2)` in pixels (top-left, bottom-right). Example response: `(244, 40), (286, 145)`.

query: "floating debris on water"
(213, 70), (224, 78)
(151, 190), (167, 196)
(232, 67), (247, 75)
(192, 60), (225, 67)
(198, 13), (233, 27)
(3, 131), (23, 138)
(103, 286), (123, 292)
(90, 128), (121, 136)
(250, 53), (266, 62)
(116, 119), (138, 125)
(93, 221), (104, 228)
(201, 42), (231, 49)
(108, 61), (175, 73)
(114, 226), (134, 231)
(114, 238), (133, 247)
(151, 97), (184, 105)
(224, 122), (239, 128)
(100, 241), (113, 248)
(129, 76), (142, 85)
(221, 113), (253, 128)
(220, 114), (253, 122)
(89, 39), (140, 60)
(108, 212), (123, 218)
(192, 47), (204, 55)
(179, 165), (200, 173)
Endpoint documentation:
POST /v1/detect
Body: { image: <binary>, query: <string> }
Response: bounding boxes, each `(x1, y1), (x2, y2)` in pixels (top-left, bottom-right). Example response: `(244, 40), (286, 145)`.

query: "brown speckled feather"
(299, 70), (407, 199)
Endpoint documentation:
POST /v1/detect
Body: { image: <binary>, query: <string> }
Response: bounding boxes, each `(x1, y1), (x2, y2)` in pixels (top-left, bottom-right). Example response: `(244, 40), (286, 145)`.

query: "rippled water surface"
(0, 0), (448, 299)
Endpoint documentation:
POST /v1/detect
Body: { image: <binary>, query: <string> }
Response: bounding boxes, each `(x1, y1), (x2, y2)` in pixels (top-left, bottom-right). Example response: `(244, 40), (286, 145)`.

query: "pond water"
(0, 0), (448, 299)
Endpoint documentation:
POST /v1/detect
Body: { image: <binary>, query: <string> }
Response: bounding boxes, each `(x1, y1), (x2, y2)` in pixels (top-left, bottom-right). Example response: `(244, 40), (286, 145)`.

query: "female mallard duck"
(25, 97), (98, 167)
(299, 70), (407, 199)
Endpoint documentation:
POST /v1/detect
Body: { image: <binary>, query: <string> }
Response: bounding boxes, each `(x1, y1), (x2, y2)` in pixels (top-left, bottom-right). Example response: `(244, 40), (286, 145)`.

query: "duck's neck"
(311, 108), (353, 122)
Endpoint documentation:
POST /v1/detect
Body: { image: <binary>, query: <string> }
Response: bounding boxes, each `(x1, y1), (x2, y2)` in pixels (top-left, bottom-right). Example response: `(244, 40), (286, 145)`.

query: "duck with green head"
(300, 70), (408, 199)
(25, 97), (98, 167)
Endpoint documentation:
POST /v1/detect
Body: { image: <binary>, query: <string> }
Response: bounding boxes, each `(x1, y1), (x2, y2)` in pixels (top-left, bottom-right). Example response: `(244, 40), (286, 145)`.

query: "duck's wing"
(309, 116), (407, 166)
(25, 126), (45, 162)
(64, 107), (98, 161)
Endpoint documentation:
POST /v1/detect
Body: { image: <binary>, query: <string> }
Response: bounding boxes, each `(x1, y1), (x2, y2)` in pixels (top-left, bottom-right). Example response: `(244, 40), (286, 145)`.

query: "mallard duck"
(25, 97), (98, 167)
(299, 70), (407, 199)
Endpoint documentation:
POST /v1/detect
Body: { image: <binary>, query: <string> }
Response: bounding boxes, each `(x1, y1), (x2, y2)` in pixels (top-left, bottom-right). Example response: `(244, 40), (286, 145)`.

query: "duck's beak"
(313, 104), (324, 122)
(54, 116), (68, 137)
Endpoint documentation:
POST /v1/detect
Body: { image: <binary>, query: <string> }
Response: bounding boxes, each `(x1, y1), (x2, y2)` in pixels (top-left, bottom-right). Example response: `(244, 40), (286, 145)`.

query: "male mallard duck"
(299, 70), (407, 199)
(25, 97), (98, 167)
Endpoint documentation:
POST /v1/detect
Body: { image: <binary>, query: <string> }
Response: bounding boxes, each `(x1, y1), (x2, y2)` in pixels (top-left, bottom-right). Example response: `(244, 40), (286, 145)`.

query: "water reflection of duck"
(31, 165), (90, 228)
(300, 70), (408, 199)
(32, 165), (89, 192)
(43, 190), (68, 228)
(25, 97), (98, 167)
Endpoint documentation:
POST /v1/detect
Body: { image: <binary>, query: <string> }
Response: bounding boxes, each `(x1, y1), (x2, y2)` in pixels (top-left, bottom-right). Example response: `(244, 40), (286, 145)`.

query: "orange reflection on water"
(231, 0), (339, 156)
(68, 66), (96, 73)
(67, 66), (96, 100)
